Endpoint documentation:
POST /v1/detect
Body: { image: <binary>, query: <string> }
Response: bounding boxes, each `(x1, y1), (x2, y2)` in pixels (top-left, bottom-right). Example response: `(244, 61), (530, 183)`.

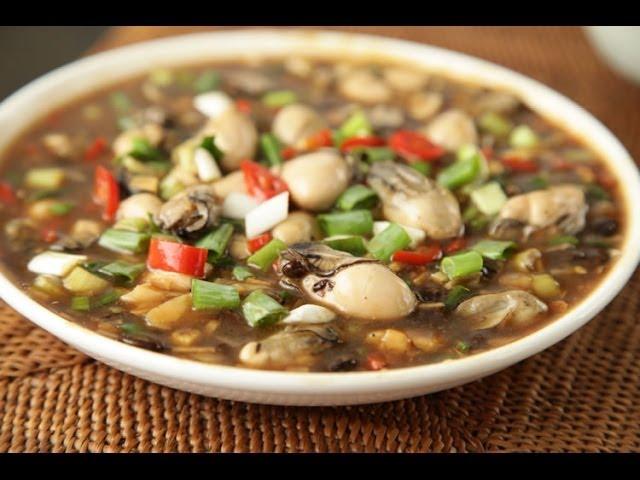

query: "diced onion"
(282, 304), (337, 325)
(245, 191), (289, 238)
(27, 251), (88, 277)
(193, 91), (233, 119)
(373, 221), (425, 248)
(194, 147), (222, 182)
(222, 192), (260, 220)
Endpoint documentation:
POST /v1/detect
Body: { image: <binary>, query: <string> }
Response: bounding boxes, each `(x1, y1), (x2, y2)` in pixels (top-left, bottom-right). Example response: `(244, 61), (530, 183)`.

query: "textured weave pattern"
(1, 26), (640, 453)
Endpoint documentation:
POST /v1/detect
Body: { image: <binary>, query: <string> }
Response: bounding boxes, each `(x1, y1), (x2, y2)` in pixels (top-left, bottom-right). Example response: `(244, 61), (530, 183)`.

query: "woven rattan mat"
(1, 27), (640, 453)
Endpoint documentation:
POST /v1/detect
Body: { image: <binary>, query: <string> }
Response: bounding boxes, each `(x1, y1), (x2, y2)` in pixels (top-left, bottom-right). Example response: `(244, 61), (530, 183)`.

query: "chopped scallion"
(262, 90), (297, 108)
(129, 138), (164, 162)
(509, 125), (539, 149)
(246, 238), (287, 272)
(95, 289), (123, 307)
(242, 290), (288, 327)
(471, 240), (516, 260)
(410, 162), (431, 176)
(71, 296), (91, 311)
(444, 286), (472, 310)
(260, 133), (283, 166)
(479, 112), (513, 137)
(317, 210), (373, 237)
(352, 146), (395, 163)
(367, 223), (411, 262)
(98, 229), (150, 254)
(25, 168), (65, 190)
(437, 146), (482, 190)
(98, 261), (146, 282)
(335, 185), (378, 211)
(440, 251), (483, 279)
(48, 201), (74, 216)
(323, 235), (368, 256)
(232, 266), (255, 281)
(196, 223), (234, 259)
(470, 182), (508, 216)
(335, 110), (372, 146)
(191, 279), (240, 310)
(548, 235), (579, 246)
(200, 136), (223, 162)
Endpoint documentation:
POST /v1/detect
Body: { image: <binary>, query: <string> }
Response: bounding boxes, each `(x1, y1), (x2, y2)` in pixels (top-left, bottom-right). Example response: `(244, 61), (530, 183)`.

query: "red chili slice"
(444, 237), (466, 254)
(241, 160), (288, 202)
(0, 182), (16, 205)
(388, 130), (444, 162)
(501, 156), (539, 172)
(147, 238), (208, 277)
(392, 245), (443, 265)
(281, 146), (298, 160)
(93, 165), (120, 222)
(340, 135), (385, 152)
(303, 129), (333, 150)
(247, 233), (272, 253)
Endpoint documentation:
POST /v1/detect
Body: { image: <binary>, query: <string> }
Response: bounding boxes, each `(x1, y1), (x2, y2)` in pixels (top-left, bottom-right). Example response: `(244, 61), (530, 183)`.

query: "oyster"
(367, 161), (463, 240)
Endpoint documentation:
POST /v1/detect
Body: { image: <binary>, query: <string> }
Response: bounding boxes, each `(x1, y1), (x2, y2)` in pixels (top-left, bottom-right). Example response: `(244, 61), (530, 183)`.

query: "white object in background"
(194, 91), (233, 118)
(245, 191), (289, 238)
(27, 251), (88, 277)
(584, 27), (640, 85)
(222, 192), (259, 219)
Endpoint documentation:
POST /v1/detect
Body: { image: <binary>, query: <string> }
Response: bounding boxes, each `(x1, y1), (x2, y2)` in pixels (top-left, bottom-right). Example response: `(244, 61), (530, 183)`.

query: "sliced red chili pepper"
(365, 352), (387, 371)
(340, 135), (385, 152)
(84, 136), (108, 161)
(281, 146), (298, 160)
(147, 238), (208, 277)
(388, 130), (444, 162)
(241, 160), (288, 202)
(93, 165), (120, 222)
(247, 233), (272, 253)
(444, 237), (466, 254)
(235, 98), (252, 115)
(501, 156), (539, 172)
(392, 245), (443, 265)
(303, 129), (333, 150)
(0, 182), (16, 205)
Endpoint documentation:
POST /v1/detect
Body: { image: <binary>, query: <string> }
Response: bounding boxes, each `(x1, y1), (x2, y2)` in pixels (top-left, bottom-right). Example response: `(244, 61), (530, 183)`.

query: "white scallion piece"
(194, 147), (222, 182)
(282, 304), (336, 325)
(222, 192), (260, 220)
(470, 181), (507, 216)
(245, 191), (289, 238)
(193, 91), (233, 119)
(373, 221), (426, 248)
(27, 251), (88, 277)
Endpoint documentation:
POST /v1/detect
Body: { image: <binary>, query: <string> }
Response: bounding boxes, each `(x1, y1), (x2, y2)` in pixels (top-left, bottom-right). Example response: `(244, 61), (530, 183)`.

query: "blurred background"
(0, 27), (107, 100)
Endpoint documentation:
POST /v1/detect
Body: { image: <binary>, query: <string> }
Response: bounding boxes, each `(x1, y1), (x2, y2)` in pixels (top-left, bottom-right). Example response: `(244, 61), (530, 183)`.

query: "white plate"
(1, 29), (638, 406)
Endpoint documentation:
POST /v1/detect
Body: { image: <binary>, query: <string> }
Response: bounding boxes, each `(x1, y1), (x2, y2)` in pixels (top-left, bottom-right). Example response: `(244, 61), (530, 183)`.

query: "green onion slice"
(367, 223), (412, 262)
(440, 251), (484, 279)
(192, 279), (240, 310)
(242, 290), (288, 327)
(317, 210), (373, 237)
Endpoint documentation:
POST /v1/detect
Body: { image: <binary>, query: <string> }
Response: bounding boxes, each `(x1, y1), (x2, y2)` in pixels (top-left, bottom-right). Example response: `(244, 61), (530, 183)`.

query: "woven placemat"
(1, 26), (640, 453)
